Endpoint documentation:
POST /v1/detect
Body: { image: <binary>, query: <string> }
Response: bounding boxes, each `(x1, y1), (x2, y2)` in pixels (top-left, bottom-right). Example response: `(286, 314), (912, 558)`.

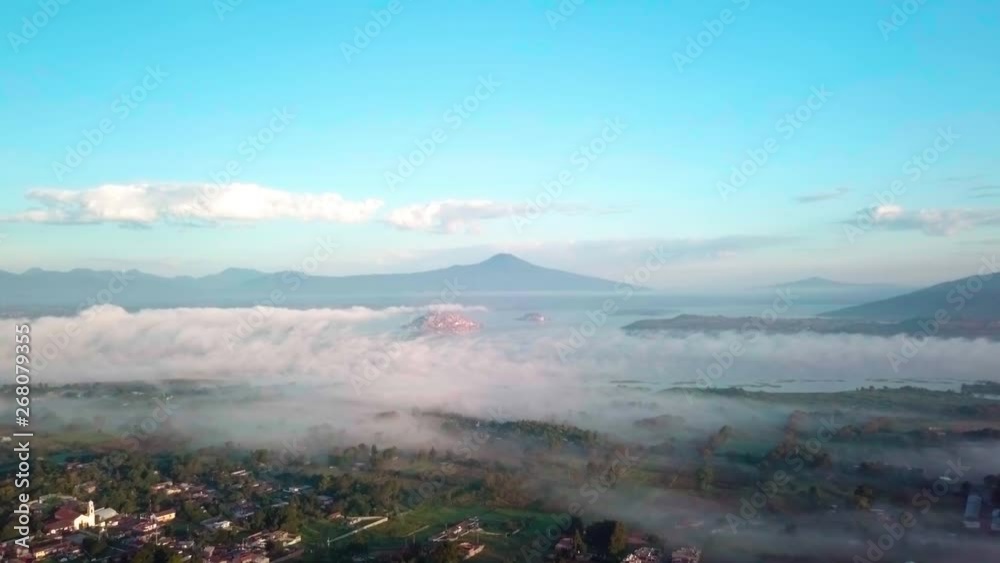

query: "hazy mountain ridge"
(766, 276), (905, 291)
(823, 270), (1000, 321)
(0, 254), (632, 310)
(622, 314), (1000, 340)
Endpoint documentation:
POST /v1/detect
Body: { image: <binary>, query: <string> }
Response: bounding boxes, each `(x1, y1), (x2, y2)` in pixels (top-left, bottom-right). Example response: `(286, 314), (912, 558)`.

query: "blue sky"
(1, 0), (998, 288)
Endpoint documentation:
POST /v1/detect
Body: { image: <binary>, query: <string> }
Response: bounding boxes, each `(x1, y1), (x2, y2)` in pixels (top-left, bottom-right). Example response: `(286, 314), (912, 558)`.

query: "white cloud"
(384, 199), (591, 234)
(872, 204), (903, 221)
(5, 183), (383, 226)
(860, 205), (1000, 236)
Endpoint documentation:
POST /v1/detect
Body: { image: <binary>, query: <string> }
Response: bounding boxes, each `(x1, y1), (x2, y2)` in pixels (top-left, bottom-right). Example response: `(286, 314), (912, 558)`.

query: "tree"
(572, 529), (586, 554)
(807, 485), (821, 508)
(82, 536), (108, 557)
(426, 541), (461, 563)
(132, 545), (181, 563)
(695, 465), (714, 491)
(854, 484), (875, 510)
(250, 449), (269, 465)
(584, 520), (627, 557)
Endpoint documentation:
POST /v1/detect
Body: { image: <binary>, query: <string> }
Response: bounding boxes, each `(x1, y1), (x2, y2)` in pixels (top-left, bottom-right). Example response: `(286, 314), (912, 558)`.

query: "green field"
(302, 504), (564, 562)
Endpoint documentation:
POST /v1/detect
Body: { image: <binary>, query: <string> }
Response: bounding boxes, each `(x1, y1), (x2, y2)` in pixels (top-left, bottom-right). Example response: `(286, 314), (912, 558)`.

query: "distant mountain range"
(0, 254), (631, 312)
(766, 276), (904, 291)
(750, 276), (909, 305)
(823, 270), (1000, 321)
(7, 255), (997, 322)
(622, 313), (1000, 340)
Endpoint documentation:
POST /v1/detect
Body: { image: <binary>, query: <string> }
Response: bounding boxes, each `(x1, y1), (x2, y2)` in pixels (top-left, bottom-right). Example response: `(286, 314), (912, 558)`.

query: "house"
(204, 518), (233, 531)
(671, 546), (701, 563)
(1, 538), (30, 560)
(244, 532), (268, 549)
(44, 519), (76, 535)
(45, 500), (96, 533)
(94, 507), (119, 524)
(154, 508), (177, 523)
(233, 505), (257, 519)
(624, 547), (662, 563)
(457, 542), (484, 559)
(270, 530), (302, 547)
(31, 539), (78, 559)
(554, 536), (575, 554)
(964, 494), (982, 529)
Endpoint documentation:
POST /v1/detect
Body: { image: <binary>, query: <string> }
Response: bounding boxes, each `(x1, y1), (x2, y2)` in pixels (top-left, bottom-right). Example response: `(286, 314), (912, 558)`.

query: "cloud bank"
(11, 306), (999, 419)
(384, 199), (591, 234)
(4, 183), (384, 226)
(854, 204), (1000, 236)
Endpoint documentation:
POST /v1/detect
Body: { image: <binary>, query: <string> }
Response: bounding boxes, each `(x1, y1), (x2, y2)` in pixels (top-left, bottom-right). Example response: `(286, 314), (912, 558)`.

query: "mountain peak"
(794, 276), (842, 286)
(480, 253), (529, 266)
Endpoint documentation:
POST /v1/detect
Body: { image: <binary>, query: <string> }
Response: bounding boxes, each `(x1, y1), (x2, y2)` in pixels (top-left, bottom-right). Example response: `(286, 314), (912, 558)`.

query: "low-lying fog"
(4, 303), (997, 452)
(5, 304), (999, 561)
(10, 304), (998, 393)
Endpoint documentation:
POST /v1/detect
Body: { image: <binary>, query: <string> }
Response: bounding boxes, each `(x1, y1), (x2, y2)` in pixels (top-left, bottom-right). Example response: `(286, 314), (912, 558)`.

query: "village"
(0, 467), (315, 563)
(1, 383), (999, 562)
(0, 451), (711, 563)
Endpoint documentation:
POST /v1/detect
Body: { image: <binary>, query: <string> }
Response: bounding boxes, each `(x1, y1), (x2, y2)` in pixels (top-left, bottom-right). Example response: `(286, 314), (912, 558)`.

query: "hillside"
(823, 272), (1000, 321)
